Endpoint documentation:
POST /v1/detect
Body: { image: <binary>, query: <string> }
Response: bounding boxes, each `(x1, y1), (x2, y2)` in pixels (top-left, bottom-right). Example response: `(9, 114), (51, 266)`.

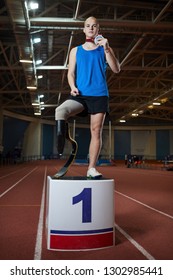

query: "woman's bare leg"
(88, 113), (106, 170)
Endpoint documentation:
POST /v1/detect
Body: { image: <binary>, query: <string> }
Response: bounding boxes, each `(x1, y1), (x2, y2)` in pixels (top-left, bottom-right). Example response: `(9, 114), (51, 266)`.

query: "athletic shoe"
(87, 168), (102, 179)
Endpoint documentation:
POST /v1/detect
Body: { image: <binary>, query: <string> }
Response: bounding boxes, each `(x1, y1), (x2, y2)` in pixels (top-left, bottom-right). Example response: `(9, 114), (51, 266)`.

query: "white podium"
(46, 176), (115, 251)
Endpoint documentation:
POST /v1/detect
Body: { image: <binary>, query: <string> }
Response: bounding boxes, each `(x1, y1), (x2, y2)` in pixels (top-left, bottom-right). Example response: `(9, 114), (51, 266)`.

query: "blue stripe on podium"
(51, 227), (113, 235)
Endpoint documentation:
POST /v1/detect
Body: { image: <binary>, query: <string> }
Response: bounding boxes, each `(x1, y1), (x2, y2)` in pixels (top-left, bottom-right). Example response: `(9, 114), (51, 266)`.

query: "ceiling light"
(34, 107), (41, 115)
(39, 94), (44, 98)
(33, 37), (41, 44)
(148, 105), (153, 109)
(20, 59), (33, 63)
(32, 101), (39, 106)
(34, 112), (41, 116)
(38, 75), (43, 79)
(153, 102), (161, 106)
(119, 119), (126, 123)
(27, 86), (37, 90)
(29, 2), (39, 10)
(160, 98), (168, 103)
(131, 113), (138, 117)
(31, 95), (39, 105)
(36, 59), (42, 65)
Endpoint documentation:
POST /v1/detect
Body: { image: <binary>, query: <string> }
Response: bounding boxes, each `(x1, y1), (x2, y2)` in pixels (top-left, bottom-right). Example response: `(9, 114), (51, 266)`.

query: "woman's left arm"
(104, 46), (121, 73)
(97, 37), (121, 73)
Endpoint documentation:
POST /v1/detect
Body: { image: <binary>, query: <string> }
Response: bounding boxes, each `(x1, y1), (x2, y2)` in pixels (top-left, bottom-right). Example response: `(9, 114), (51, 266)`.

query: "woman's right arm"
(67, 47), (79, 96)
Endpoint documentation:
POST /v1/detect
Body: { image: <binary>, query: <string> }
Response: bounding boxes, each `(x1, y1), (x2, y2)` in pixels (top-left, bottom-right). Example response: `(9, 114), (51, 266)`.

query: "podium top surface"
(50, 176), (114, 181)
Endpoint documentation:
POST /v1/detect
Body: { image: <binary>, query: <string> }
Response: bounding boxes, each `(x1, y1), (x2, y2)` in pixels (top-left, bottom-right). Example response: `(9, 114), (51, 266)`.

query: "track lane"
(0, 161), (173, 260)
(0, 167), (38, 198)
(101, 165), (173, 216)
(115, 192), (173, 260)
(0, 165), (47, 259)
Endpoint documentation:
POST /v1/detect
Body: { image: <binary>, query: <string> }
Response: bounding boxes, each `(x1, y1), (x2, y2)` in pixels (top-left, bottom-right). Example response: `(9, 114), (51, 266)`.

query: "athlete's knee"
(55, 106), (67, 120)
(91, 126), (102, 139)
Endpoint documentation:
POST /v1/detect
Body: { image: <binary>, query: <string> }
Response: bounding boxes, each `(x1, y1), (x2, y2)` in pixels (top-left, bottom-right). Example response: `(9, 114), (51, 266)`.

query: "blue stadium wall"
(2, 115), (173, 161)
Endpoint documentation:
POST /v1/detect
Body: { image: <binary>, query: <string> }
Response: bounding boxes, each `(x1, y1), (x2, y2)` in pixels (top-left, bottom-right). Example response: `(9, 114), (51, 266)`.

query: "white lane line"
(114, 223), (155, 260)
(0, 167), (28, 180)
(34, 166), (47, 260)
(115, 190), (173, 220)
(0, 167), (38, 198)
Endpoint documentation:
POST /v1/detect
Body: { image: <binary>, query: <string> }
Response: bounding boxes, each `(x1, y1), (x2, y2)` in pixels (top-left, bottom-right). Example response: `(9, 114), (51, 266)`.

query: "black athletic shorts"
(68, 95), (109, 116)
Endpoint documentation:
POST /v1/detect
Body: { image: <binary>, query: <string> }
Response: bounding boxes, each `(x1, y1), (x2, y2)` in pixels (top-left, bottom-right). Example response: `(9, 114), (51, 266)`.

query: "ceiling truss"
(0, 0), (173, 125)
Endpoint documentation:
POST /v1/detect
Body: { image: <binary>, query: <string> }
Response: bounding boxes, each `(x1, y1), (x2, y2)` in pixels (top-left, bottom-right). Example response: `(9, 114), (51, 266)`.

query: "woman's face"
(83, 17), (99, 39)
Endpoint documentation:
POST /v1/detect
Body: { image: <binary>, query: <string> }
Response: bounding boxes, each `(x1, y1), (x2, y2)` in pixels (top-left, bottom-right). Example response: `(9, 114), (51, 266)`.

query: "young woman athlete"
(55, 16), (120, 178)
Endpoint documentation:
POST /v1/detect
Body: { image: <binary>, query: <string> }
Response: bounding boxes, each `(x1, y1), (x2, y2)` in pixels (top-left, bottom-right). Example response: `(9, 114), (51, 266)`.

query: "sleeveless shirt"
(75, 45), (109, 97)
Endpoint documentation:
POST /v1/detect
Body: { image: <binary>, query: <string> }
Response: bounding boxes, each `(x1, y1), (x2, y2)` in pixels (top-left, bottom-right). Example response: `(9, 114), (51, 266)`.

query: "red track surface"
(0, 160), (173, 260)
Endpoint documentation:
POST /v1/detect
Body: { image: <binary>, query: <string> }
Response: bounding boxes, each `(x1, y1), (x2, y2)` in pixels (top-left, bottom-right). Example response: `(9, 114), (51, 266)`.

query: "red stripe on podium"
(50, 232), (114, 250)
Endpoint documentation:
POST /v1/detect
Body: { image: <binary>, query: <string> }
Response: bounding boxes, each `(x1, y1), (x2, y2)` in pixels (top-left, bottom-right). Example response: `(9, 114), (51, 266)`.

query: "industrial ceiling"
(0, 0), (173, 125)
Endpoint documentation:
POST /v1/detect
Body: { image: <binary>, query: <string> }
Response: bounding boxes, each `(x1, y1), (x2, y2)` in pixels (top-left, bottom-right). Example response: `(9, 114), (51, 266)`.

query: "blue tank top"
(76, 45), (108, 96)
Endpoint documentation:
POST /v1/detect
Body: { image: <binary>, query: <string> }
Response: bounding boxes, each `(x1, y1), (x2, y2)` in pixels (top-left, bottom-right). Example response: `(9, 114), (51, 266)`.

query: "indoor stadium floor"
(0, 160), (173, 260)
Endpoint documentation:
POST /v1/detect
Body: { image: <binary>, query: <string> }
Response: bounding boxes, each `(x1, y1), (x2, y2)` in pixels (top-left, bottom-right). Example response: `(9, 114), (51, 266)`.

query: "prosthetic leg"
(53, 120), (78, 179)
(56, 120), (67, 156)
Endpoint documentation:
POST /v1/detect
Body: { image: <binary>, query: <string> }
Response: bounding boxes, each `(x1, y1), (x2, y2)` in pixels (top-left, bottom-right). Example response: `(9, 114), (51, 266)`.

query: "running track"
(0, 160), (173, 260)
